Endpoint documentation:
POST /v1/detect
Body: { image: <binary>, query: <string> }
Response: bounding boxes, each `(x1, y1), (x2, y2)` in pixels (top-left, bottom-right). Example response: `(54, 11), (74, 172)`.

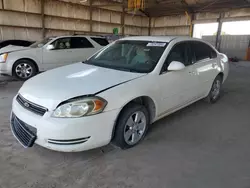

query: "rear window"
(71, 37), (94, 48)
(91, 37), (109, 46)
(192, 41), (217, 62)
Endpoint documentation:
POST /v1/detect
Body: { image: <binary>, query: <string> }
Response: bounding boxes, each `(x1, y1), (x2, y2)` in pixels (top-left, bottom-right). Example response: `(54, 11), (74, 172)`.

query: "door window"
(161, 42), (192, 73)
(71, 37), (94, 48)
(192, 41), (217, 62)
(52, 38), (71, 50)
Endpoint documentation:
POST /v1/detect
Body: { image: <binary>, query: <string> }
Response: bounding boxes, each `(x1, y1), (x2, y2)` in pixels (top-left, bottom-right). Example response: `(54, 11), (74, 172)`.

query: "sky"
(193, 21), (250, 38)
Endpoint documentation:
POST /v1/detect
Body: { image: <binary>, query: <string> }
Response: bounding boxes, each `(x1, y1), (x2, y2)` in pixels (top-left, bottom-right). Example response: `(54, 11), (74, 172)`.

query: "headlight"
(0, 53), (8, 63)
(52, 97), (107, 118)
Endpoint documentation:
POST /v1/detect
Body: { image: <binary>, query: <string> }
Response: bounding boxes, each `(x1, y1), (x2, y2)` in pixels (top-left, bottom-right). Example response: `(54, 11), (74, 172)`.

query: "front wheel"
(13, 60), (37, 81)
(112, 103), (149, 149)
(205, 75), (222, 103)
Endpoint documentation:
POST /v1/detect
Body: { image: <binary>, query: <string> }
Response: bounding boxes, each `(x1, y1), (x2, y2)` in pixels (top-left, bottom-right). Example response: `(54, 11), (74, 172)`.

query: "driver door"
(156, 42), (200, 117)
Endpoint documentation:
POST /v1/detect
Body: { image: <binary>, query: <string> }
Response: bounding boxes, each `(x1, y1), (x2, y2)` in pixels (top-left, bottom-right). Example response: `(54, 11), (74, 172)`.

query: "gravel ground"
(0, 61), (250, 188)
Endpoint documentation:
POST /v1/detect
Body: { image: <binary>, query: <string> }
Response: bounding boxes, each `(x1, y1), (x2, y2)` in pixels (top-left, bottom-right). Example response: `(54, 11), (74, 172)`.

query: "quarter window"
(71, 37), (94, 48)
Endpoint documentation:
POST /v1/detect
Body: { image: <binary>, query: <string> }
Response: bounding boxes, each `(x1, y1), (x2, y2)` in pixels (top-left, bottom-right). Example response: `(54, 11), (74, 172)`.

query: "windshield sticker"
(147, 42), (166, 47)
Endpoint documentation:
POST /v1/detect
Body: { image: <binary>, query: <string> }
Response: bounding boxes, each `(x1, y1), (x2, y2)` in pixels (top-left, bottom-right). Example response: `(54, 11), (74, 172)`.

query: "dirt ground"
(0, 62), (250, 188)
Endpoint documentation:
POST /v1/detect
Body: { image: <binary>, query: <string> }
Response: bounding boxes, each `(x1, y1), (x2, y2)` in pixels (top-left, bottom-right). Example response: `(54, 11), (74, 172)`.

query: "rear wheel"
(13, 60), (37, 81)
(205, 75), (222, 103)
(112, 103), (149, 149)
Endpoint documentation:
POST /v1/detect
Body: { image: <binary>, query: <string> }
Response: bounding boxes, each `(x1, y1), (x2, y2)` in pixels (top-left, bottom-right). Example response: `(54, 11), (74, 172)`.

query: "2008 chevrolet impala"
(10, 36), (229, 152)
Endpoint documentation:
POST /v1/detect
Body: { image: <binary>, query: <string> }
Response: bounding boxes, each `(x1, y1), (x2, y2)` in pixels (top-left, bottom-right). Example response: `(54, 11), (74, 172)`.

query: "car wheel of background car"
(205, 75), (222, 103)
(112, 103), (149, 149)
(13, 59), (37, 81)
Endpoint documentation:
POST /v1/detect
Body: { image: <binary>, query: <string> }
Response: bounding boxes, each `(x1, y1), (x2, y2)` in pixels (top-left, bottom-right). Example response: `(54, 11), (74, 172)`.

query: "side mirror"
(46, 44), (55, 50)
(168, 61), (185, 71)
(37, 44), (43, 48)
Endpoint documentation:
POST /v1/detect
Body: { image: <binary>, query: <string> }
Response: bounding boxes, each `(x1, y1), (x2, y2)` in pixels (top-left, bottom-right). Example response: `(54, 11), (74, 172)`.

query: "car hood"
(0, 45), (30, 53)
(19, 63), (145, 110)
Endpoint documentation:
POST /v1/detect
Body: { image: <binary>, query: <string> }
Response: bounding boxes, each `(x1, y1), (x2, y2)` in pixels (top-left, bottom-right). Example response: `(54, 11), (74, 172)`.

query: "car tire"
(13, 59), (37, 81)
(205, 75), (222, 104)
(112, 103), (149, 149)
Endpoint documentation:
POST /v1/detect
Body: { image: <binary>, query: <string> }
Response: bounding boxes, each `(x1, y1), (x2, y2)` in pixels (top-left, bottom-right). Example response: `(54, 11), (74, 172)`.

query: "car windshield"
(30, 37), (54, 48)
(85, 40), (168, 73)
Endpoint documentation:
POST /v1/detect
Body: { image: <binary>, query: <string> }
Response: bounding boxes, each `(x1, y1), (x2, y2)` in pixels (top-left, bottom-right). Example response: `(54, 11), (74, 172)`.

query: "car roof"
(119, 36), (193, 42)
(55, 35), (106, 38)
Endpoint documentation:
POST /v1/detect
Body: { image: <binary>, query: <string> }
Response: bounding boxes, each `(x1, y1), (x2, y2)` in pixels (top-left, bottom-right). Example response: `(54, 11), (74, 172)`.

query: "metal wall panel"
(45, 16), (90, 31)
(92, 23), (121, 34)
(124, 14), (148, 27)
(202, 35), (250, 60)
(151, 26), (189, 36)
(152, 15), (189, 27)
(45, 0), (90, 19)
(124, 26), (142, 35)
(3, 0), (41, 13)
(0, 26), (42, 40)
(0, 10), (41, 27)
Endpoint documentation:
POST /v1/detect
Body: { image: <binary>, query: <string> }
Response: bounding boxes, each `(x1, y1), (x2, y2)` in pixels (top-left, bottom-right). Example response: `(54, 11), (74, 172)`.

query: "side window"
(162, 42), (188, 72)
(1, 41), (10, 48)
(71, 37), (94, 48)
(167, 43), (186, 64)
(211, 48), (217, 58)
(192, 42), (217, 62)
(91, 37), (109, 46)
(13, 40), (29, 46)
(52, 38), (71, 50)
(9, 40), (19, 46)
(20, 41), (32, 47)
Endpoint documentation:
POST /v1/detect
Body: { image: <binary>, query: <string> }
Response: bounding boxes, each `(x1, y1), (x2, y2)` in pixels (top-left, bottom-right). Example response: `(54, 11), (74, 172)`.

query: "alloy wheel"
(123, 111), (147, 145)
(15, 63), (33, 79)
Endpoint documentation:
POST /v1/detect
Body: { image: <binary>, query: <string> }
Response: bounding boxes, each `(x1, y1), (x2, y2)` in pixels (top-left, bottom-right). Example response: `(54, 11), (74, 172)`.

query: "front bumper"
(11, 98), (119, 152)
(0, 62), (12, 75)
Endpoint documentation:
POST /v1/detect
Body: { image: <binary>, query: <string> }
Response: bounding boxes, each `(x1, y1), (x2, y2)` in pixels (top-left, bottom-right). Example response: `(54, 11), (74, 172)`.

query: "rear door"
(191, 41), (219, 96)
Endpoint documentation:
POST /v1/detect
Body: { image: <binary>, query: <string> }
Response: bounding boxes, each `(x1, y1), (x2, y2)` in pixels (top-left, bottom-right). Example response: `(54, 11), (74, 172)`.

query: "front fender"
(97, 75), (160, 120)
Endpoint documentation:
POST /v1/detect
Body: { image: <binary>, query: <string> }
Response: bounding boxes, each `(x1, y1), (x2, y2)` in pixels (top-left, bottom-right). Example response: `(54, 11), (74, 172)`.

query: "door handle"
(189, 71), (196, 75)
(212, 63), (217, 68)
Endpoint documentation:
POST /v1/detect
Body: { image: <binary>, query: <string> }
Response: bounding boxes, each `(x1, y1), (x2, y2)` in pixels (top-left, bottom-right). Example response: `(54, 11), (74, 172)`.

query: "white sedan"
(10, 36), (229, 152)
(0, 36), (108, 80)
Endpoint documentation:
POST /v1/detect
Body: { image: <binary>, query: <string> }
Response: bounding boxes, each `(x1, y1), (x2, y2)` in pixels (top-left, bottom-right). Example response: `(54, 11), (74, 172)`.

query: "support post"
(89, 0), (93, 34)
(41, 0), (45, 38)
(121, 0), (125, 36)
(190, 14), (194, 37)
(1, 0), (4, 9)
(215, 12), (224, 51)
(148, 17), (151, 36)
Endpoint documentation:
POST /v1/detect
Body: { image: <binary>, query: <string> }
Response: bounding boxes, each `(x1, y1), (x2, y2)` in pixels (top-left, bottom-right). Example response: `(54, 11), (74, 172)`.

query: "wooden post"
(121, 1), (125, 36)
(89, 0), (93, 34)
(41, 0), (45, 38)
(215, 12), (224, 51)
(190, 14), (195, 37)
(148, 17), (151, 36)
(1, 0), (4, 9)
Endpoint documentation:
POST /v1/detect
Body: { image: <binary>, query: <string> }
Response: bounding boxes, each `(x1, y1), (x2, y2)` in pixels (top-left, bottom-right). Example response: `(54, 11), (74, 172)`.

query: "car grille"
(11, 113), (37, 147)
(16, 94), (47, 116)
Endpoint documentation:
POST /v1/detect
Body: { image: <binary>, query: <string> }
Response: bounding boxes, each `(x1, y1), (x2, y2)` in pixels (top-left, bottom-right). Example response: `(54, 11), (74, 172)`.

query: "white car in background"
(0, 35), (108, 80)
(11, 36), (229, 152)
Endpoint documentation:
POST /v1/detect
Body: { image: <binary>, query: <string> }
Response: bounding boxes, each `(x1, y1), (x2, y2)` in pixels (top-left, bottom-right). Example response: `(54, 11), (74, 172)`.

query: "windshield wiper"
(82, 60), (89, 64)
(115, 67), (138, 73)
